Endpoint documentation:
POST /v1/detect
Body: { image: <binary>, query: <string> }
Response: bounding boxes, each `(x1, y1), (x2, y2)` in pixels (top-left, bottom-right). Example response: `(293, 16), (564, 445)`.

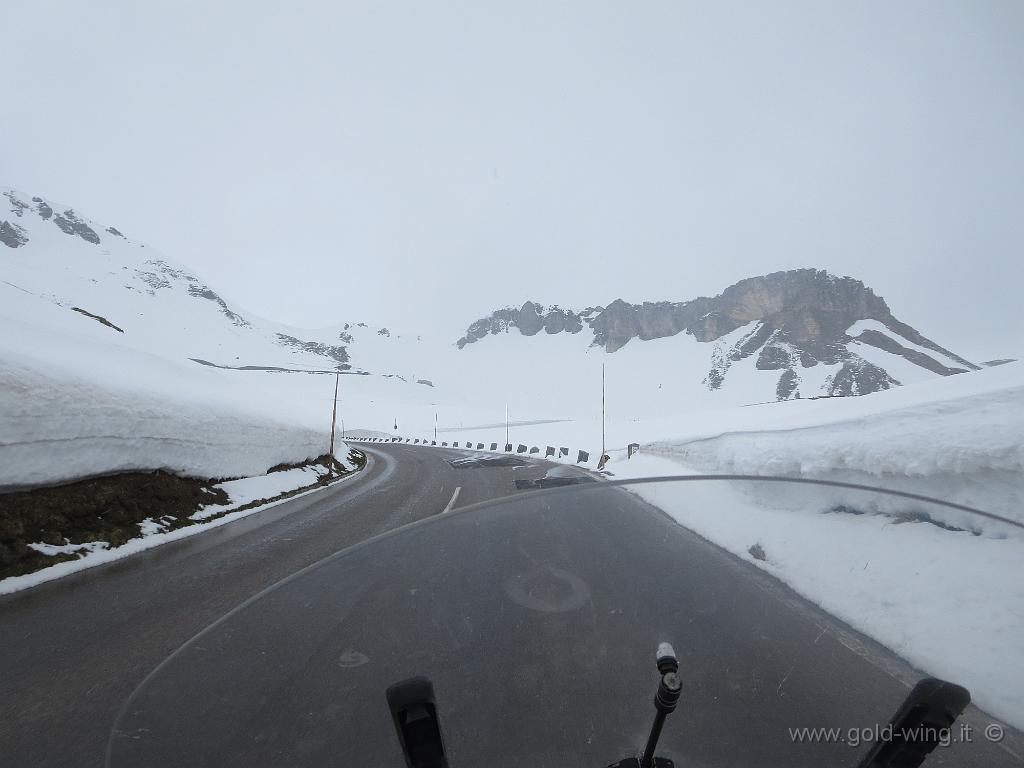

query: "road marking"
(442, 486), (461, 514)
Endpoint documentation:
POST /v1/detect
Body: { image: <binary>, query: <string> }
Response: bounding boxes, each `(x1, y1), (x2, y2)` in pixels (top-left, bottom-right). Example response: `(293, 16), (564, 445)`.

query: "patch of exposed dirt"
(0, 450), (365, 581)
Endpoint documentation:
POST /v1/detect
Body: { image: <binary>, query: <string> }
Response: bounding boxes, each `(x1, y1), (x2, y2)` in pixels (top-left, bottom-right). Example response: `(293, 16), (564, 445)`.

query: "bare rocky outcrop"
(456, 302), (584, 348)
(456, 269), (979, 401)
(0, 221), (28, 248)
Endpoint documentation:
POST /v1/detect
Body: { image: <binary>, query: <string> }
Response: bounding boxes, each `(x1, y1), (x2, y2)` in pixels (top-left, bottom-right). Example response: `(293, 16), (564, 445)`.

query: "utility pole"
(505, 403), (509, 447)
(601, 362), (606, 458)
(329, 372), (339, 457)
(434, 411), (438, 442)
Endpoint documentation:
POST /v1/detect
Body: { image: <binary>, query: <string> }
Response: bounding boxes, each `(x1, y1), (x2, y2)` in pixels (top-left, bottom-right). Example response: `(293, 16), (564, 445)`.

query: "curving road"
(0, 443), (1020, 767)
(0, 443), (561, 767)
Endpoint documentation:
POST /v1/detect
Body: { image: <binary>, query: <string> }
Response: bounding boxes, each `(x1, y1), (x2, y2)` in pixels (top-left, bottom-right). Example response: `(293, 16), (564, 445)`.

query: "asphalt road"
(2, 443), (1020, 767)
(0, 443), (559, 767)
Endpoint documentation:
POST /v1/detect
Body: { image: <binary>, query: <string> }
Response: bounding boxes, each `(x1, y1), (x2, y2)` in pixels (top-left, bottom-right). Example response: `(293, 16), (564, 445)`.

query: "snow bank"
(644, 363), (1024, 526)
(0, 292), (340, 487)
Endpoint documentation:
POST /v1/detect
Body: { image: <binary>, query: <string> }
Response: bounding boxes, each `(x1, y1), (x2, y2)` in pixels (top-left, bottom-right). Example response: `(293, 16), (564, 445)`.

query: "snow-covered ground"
(0, 463), (358, 595)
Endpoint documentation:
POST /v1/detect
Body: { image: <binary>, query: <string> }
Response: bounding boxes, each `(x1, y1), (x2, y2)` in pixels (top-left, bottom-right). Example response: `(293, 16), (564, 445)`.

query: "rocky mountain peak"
(455, 269), (980, 401)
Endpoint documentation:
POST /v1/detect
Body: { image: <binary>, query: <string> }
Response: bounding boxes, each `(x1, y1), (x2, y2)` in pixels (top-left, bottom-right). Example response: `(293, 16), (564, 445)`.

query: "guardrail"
(347, 435), (597, 465)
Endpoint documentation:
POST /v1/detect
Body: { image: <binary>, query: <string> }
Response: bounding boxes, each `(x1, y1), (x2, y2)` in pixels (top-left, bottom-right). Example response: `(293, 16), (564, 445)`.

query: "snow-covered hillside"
(0, 185), (465, 486)
(1, 187), (433, 379)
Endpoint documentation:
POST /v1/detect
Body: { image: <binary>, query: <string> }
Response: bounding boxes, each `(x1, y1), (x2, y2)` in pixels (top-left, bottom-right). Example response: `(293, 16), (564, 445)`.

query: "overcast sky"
(5, 1), (1022, 359)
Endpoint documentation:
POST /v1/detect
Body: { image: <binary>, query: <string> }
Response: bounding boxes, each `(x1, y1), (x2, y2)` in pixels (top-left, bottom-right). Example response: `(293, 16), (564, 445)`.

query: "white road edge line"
(442, 486), (462, 514)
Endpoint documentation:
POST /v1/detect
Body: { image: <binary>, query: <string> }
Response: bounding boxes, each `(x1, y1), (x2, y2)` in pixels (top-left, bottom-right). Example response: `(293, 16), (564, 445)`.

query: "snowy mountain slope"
(0, 185), (449, 486)
(456, 270), (980, 403)
(0, 285), (334, 487)
(1, 186), (433, 380)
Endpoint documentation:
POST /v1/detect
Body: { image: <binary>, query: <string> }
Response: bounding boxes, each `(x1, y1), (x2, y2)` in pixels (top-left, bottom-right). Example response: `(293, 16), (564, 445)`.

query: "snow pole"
(329, 372), (339, 458)
(601, 362), (606, 458)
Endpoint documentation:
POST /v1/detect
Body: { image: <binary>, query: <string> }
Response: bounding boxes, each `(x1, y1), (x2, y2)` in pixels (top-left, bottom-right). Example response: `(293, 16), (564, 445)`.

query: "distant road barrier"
(349, 435), (600, 465)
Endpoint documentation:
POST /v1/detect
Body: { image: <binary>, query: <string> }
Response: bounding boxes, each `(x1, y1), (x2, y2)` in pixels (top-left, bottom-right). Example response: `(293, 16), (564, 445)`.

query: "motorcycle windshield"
(105, 477), (1022, 767)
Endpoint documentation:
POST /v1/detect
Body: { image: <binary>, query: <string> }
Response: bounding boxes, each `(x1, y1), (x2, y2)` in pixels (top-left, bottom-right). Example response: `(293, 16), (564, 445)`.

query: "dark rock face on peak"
(456, 302), (584, 348)
(456, 269), (979, 401)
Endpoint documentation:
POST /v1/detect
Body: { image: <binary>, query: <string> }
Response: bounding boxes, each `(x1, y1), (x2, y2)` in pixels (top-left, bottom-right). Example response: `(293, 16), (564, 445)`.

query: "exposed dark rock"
(544, 307), (582, 334)
(71, 307), (124, 333)
(32, 197), (53, 220)
(776, 369), (799, 400)
(456, 302), (585, 348)
(825, 360), (899, 397)
(517, 302), (544, 335)
(875, 316), (978, 370)
(0, 221), (28, 248)
(190, 359), (359, 374)
(416, 379), (434, 387)
(4, 191), (30, 217)
(275, 334), (349, 366)
(756, 343), (793, 370)
(378, 328), (390, 337)
(853, 329), (967, 376)
(983, 359), (1017, 367)
(186, 284), (249, 326)
(106, 226), (125, 238)
(138, 259), (249, 326)
(53, 209), (101, 244)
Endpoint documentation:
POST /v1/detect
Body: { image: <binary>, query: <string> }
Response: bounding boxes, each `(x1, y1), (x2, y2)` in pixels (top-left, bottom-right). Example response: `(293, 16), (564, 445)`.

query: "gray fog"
(4, 1), (1022, 360)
